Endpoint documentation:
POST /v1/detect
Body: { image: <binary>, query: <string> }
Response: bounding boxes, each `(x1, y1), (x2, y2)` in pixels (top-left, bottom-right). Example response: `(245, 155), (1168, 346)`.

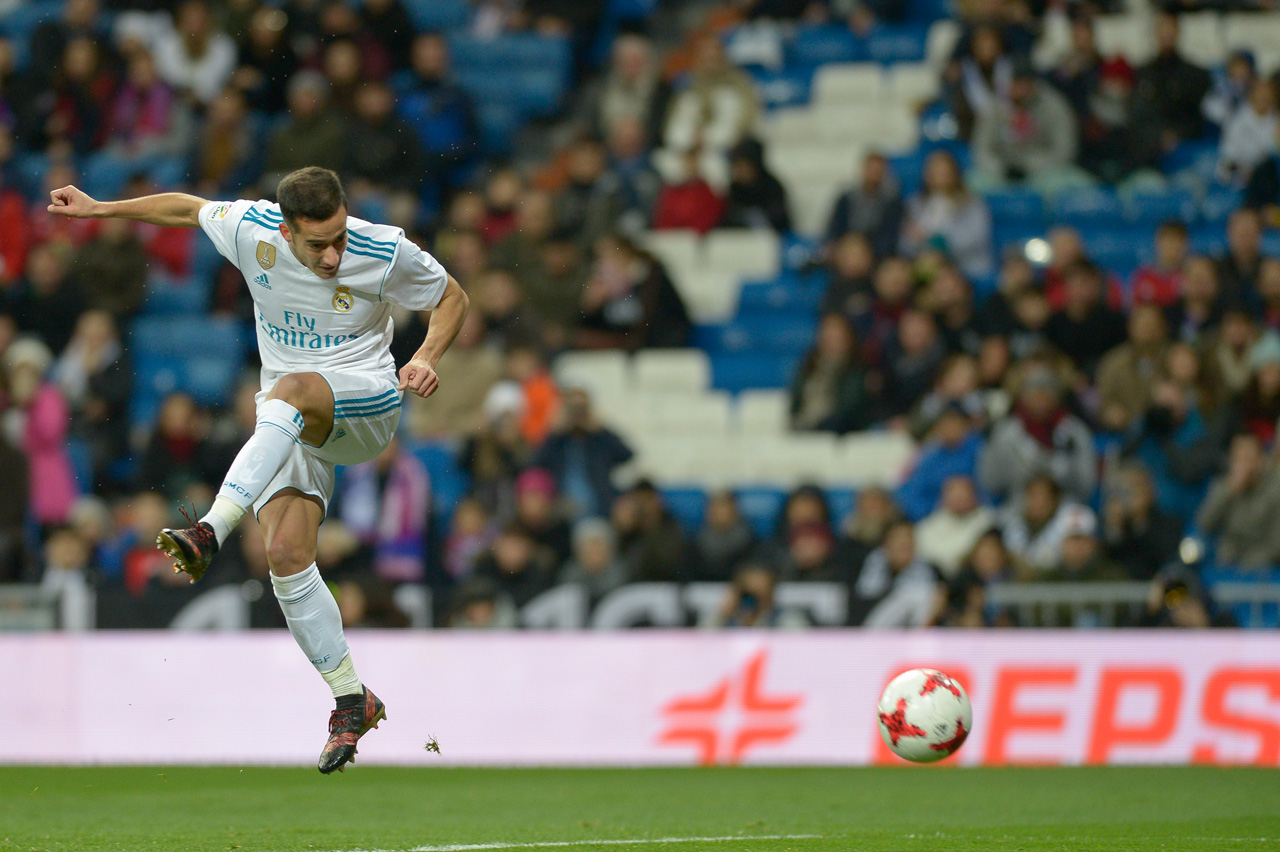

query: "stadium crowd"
(0, 0), (1276, 630)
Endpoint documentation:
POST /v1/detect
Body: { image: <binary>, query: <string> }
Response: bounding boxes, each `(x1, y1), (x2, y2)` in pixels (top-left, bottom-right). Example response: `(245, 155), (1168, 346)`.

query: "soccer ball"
(877, 668), (972, 763)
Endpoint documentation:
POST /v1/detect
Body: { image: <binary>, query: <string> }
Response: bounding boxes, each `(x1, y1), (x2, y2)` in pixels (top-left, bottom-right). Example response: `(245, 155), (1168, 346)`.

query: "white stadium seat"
(670, 269), (740, 323)
(552, 351), (630, 397)
(633, 349), (711, 394)
(926, 20), (960, 68)
(703, 229), (781, 280)
(1095, 15), (1155, 65)
(766, 141), (862, 185)
(888, 63), (941, 107)
(787, 177), (846, 238)
(1178, 12), (1225, 68)
(642, 392), (734, 435)
(736, 390), (791, 435)
(1224, 13), (1280, 55)
(829, 431), (917, 487)
(813, 63), (886, 105)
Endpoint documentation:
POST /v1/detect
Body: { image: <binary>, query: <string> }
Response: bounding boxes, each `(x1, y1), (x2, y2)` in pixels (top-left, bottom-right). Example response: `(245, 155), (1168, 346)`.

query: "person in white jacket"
(1219, 78), (1278, 186)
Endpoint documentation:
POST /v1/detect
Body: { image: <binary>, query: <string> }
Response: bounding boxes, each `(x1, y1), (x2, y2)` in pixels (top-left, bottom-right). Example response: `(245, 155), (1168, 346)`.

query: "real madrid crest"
(256, 241), (276, 270)
(332, 285), (354, 313)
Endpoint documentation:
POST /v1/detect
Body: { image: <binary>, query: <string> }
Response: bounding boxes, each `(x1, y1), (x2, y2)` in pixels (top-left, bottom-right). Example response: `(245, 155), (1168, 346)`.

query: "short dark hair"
(276, 167), (346, 227)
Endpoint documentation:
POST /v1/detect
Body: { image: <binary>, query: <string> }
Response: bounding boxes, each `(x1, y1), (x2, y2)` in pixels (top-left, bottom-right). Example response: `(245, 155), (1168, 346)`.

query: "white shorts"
(253, 370), (402, 517)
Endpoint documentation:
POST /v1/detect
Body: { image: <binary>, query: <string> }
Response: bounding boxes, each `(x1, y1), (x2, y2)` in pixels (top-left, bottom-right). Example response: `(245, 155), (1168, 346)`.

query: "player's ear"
(278, 222), (290, 241)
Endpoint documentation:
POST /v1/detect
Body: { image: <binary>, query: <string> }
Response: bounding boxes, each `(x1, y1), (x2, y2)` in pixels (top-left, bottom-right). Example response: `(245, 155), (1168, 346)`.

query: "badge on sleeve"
(256, 241), (276, 270)
(333, 286), (354, 312)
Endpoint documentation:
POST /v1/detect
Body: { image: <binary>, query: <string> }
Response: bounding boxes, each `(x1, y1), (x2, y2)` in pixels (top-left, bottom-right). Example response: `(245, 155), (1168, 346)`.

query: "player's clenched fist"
(398, 359), (440, 398)
(47, 185), (99, 218)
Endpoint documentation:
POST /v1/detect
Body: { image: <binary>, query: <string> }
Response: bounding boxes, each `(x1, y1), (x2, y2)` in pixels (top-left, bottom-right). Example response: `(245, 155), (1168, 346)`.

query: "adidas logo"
(334, 427), (348, 440)
(254, 273), (271, 289)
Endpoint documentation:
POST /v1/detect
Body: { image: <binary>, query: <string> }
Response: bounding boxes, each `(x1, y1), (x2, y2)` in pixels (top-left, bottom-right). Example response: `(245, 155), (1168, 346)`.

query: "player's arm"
(47, 185), (209, 228)
(399, 275), (469, 399)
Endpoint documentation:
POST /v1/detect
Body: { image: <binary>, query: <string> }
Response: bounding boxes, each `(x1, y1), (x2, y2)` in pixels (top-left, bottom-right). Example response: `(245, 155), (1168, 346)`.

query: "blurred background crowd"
(1, 0), (1280, 631)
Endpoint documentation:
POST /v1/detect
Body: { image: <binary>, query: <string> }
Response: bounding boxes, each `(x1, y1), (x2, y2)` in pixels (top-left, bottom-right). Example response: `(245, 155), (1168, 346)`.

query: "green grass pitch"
(1, 766), (1277, 851)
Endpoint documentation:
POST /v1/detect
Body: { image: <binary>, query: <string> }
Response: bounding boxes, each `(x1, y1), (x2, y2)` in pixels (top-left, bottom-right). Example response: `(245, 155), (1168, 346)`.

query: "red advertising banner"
(5, 631), (1279, 766)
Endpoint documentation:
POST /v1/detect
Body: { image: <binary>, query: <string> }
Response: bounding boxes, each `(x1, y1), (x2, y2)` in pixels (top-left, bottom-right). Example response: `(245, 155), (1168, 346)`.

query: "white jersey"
(198, 199), (449, 384)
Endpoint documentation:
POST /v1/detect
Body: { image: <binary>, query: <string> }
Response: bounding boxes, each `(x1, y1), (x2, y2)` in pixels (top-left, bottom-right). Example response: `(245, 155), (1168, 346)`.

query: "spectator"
(473, 523), (557, 608)
(321, 39), (363, 115)
(333, 436), (431, 584)
(1216, 208), (1264, 307)
(576, 233), (692, 350)
(1045, 260), (1127, 378)
(37, 36), (114, 154)
(921, 263), (981, 356)
(944, 24), (1012, 142)
(789, 313), (868, 433)
(1259, 258), (1280, 331)
(1079, 56), (1139, 183)
(402, 309), (503, 439)
(7, 241), (84, 356)
(978, 252), (1037, 339)
(1196, 432), (1280, 569)
(1218, 78), (1277, 186)
(512, 467), (572, 567)
(152, 0), (237, 106)
(558, 516), (630, 600)
(1237, 332), (1280, 445)
(851, 255), (913, 366)
(973, 62), (1086, 193)
(234, 6), (298, 115)
(841, 485), (902, 567)
(552, 135), (618, 248)
(1095, 303), (1169, 431)
(191, 87), (260, 197)
(853, 519), (939, 627)
(52, 310), (130, 490)
(914, 474), (995, 579)
(344, 81), (422, 230)
(598, 117), (663, 236)
(651, 147), (724, 234)
(901, 149), (994, 280)
(578, 33), (669, 143)
(911, 353), (988, 438)
(880, 308), (946, 419)
(1203, 49), (1257, 129)
(68, 217), (148, 319)
(980, 360), (1096, 502)
(135, 392), (216, 498)
(713, 563), (803, 628)
(1165, 256), (1225, 346)
(480, 167), (523, 246)
(1209, 306), (1260, 397)
(1043, 225), (1122, 311)
(446, 576), (517, 629)
(106, 50), (190, 163)
(824, 152), (905, 259)
(1046, 513), (1126, 590)
(1102, 463), (1183, 581)
(1130, 13), (1211, 168)
(535, 387), (633, 519)
(721, 138), (791, 233)
(1138, 567), (1234, 628)
(692, 490), (757, 582)
(491, 190), (556, 275)
(1000, 473), (1096, 574)
(612, 481), (689, 582)
(661, 34), (758, 163)
(776, 520), (846, 583)
(1131, 221), (1188, 308)
(444, 497), (497, 583)
(518, 229), (588, 350)
(462, 382), (535, 516)
(3, 338), (78, 529)
(359, 0), (415, 71)
(29, 0), (107, 91)
(896, 404), (986, 522)
(1049, 14), (1102, 119)
(931, 528), (1017, 627)
(820, 232), (876, 319)
(263, 70), (346, 185)
(336, 575), (410, 629)
(472, 269), (537, 351)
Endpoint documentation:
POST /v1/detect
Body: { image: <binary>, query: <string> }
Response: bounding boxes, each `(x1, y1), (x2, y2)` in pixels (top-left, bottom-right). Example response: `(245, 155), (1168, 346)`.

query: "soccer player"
(48, 167), (469, 773)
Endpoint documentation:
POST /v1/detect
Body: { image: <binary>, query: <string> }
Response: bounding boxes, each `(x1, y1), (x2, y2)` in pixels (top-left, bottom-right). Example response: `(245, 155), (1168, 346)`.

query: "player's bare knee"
(266, 536), (315, 576)
(267, 373), (312, 408)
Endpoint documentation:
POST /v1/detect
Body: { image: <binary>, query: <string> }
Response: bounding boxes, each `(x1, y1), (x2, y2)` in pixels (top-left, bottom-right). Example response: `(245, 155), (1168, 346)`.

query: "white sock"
(202, 398), (304, 546)
(271, 563), (363, 697)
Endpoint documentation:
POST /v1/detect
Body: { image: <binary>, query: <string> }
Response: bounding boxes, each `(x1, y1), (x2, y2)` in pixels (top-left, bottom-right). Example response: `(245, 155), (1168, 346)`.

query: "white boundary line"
(335, 835), (823, 852)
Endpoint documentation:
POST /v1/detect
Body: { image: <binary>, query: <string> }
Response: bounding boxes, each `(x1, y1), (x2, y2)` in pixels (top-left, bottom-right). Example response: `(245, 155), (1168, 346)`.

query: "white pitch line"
(334, 834), (823, 852)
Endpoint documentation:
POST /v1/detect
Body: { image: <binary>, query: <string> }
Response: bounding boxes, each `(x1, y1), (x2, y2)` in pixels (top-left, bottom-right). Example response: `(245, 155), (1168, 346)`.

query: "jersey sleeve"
(380, 237), (449, 310)
(197, 199), (258, 267)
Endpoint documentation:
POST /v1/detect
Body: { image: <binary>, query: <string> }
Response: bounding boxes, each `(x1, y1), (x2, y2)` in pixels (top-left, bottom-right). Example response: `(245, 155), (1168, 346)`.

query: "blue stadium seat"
(1160, 139), (1218, 180)
(12, 152), (47, 198)
(907, 0), (954, 21)
(887, 150), (927, 196)
(1201, 186), (1242, 224)
(711, 351), (803, 392)
(748, 67), (814, 110)
(661, 487), (708, 532)
(448, 33), (572, 74)
(1050, 187), (1124, 227)
(788, 25), (865, 67)
(475, 102), (521, 154)
(453, 66), (567, 117)
(1079, 225), (1147, 279)
(609, 0), (659, 19)
(410, 441), (471, 517)
(1263, 231), (1280, 258)
(826, 487), (857, 527)
(1188, 224), (1226, 256)
(738, 281), (824, 313)
(183, 355), (240, 407)
(402, 0), (469, 32)
(66, 437), (93, 492)
(714, 311), (816, 354)
(734, 487), (787, 538)
(865, 24), (928, 63)
(1123, 188), (1197, 224)
(983, 188), (1046, 224)
(142, 274), (209, 316)
(992, 222), (1047, 254)
(81, 152), (136, 201)
(131, 317), (248, 360)
(0, 2), (60, 45)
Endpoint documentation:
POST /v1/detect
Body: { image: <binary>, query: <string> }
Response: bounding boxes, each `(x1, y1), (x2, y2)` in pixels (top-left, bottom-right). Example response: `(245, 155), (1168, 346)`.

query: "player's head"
(277, 166), (348, 280)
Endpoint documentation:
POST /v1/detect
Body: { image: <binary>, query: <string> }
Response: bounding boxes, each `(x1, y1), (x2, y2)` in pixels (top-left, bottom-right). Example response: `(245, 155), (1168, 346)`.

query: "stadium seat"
(737, 279), (824, 313)
(402, 0), (469, 31)
(984, 188), (1046, 224)
(448, 34), (572, 74)
(735, 390), (791, 435)
(1188, 224), (1226, 256)
(642, 392), (734, 435)
(826, 487), (857, 527)
(633, 349), (712, 394)
(131, 317), (248, 360)
(642, 230), (700, 284)
(475, 102), (522, 155)
(924, 20), (961, 68)
(661, 487), (708, 532)
(553, 351), (631, 397)
(1224, 13), (1280, 56)
(1095, 15), (1155, 65)
(1051, 187), (1124, 226)
(711, 351), (803, 393)
(1123, 188), (1198, 224)
(1201, 186), (1243, 223)
(713, 311), (816, 354)
(409, 441), (472, 516)
(183, 355), (240, 407)
(812, 63), (885, 105)
(830, 431), (916, 486)
(734, 486), (787, 537)
(1178, 11), (1226, 68)
(766, 141), (862, 185)
(704, 230), (782, 281)
(866, 24), (929, 64)
(749, 433), (839, 486)
(142, 275), (209, 316)
(789, 25), (865, 67)
(888, 63), (942, 106)
(748, 66), (815, 110)
(670, 269), (740, 323)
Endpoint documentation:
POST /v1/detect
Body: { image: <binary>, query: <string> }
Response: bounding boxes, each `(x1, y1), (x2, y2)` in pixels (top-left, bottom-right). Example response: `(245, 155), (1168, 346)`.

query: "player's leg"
(157, 372), (335, 581)
(259, 489), (386, 774)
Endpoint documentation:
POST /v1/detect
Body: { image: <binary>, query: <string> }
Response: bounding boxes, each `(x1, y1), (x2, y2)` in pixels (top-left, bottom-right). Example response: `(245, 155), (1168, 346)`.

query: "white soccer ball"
(877, 668), (972, 763)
